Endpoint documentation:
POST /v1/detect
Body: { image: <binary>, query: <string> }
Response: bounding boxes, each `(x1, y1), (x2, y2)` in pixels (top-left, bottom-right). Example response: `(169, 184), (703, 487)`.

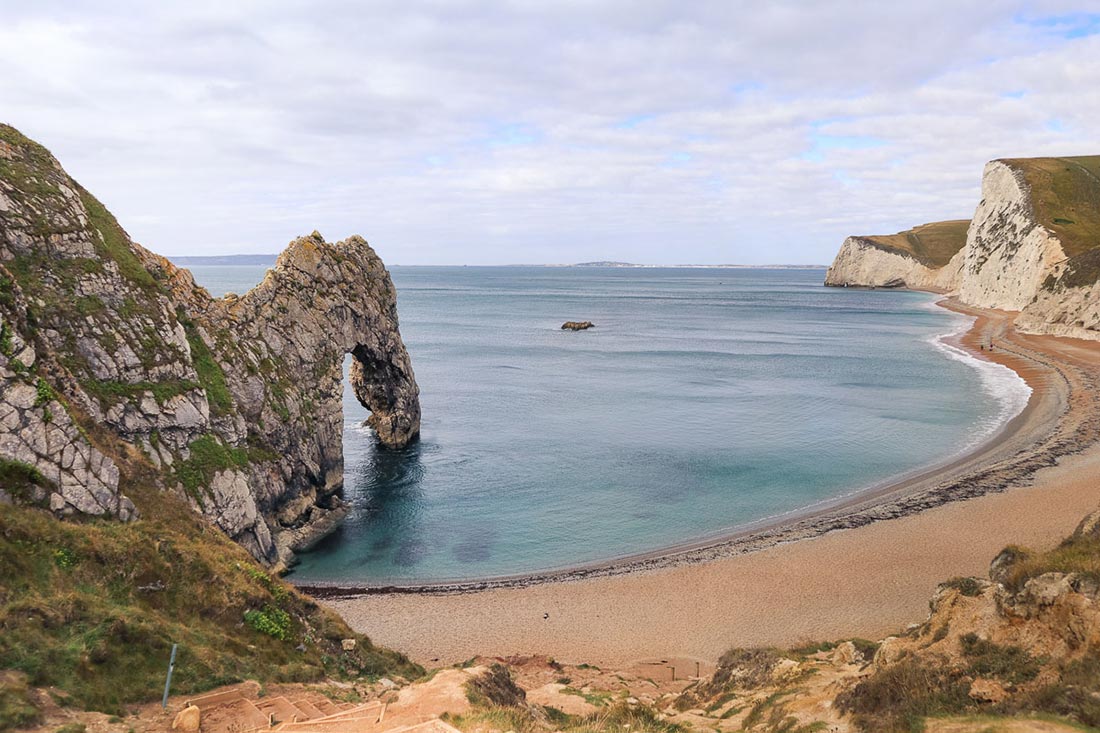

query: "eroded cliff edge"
(0, 124), (419, 567)
(826, 156), (1100, 341)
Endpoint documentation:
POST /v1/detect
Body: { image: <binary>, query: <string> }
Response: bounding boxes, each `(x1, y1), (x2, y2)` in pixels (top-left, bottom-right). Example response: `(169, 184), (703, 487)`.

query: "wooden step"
(307, 702), (383, 723)
(200, 699), (270, 733)
(189, 677), (259, 708)
(276, 717), (380, 733)
(290, 700), (326, 720)
(256, 697), (305, 724)
(381, 720), (462, 733)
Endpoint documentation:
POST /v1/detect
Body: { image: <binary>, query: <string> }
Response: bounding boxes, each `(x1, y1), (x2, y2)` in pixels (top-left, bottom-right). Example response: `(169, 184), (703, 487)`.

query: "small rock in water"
(561, 321), (594, 331)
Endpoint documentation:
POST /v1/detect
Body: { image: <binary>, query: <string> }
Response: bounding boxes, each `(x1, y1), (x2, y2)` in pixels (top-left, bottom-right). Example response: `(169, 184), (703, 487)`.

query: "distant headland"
(168, 255), (827, 269)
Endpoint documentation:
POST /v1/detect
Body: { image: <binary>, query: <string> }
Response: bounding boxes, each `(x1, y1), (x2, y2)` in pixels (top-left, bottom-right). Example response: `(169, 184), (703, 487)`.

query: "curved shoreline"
(297, 298), (1088, 598)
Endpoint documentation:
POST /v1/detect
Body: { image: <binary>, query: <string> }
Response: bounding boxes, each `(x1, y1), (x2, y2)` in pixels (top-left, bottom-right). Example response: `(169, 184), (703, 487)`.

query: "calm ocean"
(185, 265), (1029, 584)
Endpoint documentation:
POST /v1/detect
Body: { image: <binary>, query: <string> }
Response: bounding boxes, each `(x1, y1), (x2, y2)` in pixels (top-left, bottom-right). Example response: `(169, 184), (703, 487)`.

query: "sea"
(184, 265), (1031, 584)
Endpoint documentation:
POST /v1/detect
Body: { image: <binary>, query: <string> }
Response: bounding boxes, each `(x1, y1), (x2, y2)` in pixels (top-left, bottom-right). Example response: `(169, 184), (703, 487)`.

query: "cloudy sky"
(2, 2), (1098, 265)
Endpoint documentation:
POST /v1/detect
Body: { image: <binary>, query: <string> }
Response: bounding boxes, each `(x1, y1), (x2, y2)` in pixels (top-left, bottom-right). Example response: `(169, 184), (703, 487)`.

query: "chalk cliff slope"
(824, 219), (969, 291)
(826, 156), (1100, 341)
(0, 124), (419, 566)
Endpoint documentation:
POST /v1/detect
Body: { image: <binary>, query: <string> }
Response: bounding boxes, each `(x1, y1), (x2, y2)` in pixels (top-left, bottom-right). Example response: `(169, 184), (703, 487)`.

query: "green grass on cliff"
(859, 219), (970, 268)
(76, 186), (161, 294)
(1003, 156), (1100, 293)
(0, 476), (420, 718)
(998, 532), (1100, 593)
(181, 320), (234, 415)
(1003, 156), (1100, 260)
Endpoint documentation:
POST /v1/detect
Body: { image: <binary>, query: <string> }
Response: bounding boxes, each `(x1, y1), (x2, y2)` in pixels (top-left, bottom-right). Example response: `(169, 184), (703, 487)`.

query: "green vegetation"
(244, 606), (292, 641)
(835, 657), (971, 733)
(0, 493), (420, 717)
(0, 322), (12, 357)
(959, 633), (1042, 684)
(560, 687), (613, 707)
(1014, 649), (1100, 727)
(1046, 248), (1100, 293)
(182, 324), (233, 415)
(997, 532), (1100, 592)
(0, 459), (51, 504)
(941, 576), (985, 597)
(0, 125), (66, 236)
(77, 187), (160, 294)
(465, 664), (528, 708)
(675, 647), (785, 712)
(172, 434), (250, 498)
(789, 638), (880, 660)
(33, 378), (55, 407)
(73, 295), (106, 318)
(54, 724), (85, 733)
(861, 219), (971, 268)
(453, 666), (686, 733)
(1005, 156), (1100, 293)
(82, 379), (200, 408)
(1003, 156), (1100, 259)
(447, 700), (686, 733)
(0, 672), (41, 732)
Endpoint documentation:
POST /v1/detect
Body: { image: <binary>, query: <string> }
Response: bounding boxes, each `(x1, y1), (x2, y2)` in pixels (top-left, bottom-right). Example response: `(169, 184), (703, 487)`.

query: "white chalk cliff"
(826, 156), (1100, 342)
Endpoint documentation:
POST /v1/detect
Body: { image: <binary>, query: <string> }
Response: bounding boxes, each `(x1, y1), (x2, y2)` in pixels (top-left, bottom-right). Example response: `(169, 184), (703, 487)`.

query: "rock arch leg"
(350, 342), (420, 448)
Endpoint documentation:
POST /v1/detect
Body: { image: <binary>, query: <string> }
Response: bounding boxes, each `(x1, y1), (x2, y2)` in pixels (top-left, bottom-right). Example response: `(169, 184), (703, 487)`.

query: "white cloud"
(1, 1), (1098, 264)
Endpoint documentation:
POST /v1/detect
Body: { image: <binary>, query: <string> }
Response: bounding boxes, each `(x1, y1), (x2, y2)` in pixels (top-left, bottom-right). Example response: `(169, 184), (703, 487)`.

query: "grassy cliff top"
(1000, 155), (1100, 260)
(0, 466), (421, 717)
(857, 219), (971, 268)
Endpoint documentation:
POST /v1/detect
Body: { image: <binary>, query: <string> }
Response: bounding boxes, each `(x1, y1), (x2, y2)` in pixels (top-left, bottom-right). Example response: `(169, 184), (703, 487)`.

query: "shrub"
(466, 664), (526, 707)
(0, 458), (51, 503)
(942, 577), (983, 597)
(0, 673), (41, 732)
(959, 633), (1042, 684)
(835, 657), (971, 733)
(55, 724), (86, 733)
(34, 378), (56, 407)
(244, 606), (292, 641)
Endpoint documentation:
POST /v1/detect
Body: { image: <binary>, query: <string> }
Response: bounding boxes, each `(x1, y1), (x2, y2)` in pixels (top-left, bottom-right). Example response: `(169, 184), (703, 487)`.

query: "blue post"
(162, 643), (178, 708)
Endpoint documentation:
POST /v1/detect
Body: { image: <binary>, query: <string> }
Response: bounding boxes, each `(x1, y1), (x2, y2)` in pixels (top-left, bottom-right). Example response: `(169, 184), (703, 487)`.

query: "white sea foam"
(923, 299), (1032, 452)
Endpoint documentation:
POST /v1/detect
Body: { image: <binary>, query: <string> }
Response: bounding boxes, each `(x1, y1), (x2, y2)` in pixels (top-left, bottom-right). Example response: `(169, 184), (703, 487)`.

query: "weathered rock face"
(824, 235), (963, 291)
(826, 156), (1100, 341)
(0, 124), (419, 566)
(956, 161), (1069, 311)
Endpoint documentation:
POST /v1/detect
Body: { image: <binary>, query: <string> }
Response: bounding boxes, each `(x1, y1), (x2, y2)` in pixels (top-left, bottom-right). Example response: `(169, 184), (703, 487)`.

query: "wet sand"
(323, 301), (1100, 666)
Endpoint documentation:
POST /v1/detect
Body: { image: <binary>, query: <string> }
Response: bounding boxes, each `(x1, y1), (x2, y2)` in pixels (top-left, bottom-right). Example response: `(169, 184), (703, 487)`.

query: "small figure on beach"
(543, 612), (549, 620)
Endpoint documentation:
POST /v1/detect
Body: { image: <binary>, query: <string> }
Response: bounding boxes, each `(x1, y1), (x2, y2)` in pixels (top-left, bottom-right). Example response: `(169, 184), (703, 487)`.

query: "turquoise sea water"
(185, 265), (1029, 584)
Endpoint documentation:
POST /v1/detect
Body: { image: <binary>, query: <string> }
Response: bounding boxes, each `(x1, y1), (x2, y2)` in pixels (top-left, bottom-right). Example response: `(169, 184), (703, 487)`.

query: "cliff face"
(825, 234), (964, 291)
(826, 156), (1100, 341)
(0, 124), (419, 567)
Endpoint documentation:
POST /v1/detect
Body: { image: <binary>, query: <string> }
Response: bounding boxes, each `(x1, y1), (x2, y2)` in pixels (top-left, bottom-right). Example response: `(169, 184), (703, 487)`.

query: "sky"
(1, 2), (1099, 265)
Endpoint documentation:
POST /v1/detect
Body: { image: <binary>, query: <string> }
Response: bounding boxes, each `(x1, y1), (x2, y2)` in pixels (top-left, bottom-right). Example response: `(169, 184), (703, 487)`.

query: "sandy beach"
(321, 301), (1100, 667)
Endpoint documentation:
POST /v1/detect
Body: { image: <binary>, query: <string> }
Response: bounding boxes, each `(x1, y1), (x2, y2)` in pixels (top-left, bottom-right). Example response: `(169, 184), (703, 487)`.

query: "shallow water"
(185, 265), (1028, 583)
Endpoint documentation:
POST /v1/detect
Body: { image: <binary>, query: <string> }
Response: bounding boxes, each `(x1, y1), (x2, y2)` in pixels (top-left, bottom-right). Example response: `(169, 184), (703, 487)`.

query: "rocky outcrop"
(826, 156), (1100, 341)
(824, 234), (963, 291)
(561, 321), (594, 331)
(0, 123), (419, 567)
